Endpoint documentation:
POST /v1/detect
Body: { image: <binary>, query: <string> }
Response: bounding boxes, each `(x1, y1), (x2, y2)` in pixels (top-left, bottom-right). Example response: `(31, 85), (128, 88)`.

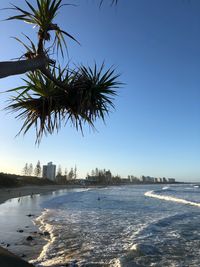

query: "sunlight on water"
(1, 184), (194, 267)
(28, 185), (200, 266)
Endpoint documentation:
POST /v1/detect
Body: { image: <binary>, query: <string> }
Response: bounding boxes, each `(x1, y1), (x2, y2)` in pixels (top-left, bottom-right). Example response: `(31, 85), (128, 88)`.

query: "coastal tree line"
(86, 168), (122, 184)
(56, 165), (78, 184)
(22, 162), (78, 182)
(22, 161), (42, 177)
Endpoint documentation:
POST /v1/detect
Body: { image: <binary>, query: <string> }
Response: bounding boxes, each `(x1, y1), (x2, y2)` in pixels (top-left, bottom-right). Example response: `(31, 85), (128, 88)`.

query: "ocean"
(1, 184), (200, 267)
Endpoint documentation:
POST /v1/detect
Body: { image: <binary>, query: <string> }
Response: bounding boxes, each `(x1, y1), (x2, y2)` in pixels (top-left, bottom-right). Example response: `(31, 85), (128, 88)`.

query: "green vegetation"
(22, 161), (41, 177)
(86, 168), (122, 185)
(1, 0), (120, 144)
(56, 165), (78, 184)
(0, 172), (55, 188)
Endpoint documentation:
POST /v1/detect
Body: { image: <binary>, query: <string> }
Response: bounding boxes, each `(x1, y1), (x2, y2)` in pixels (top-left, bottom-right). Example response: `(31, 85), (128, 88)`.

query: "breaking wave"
(29, 185), (200, 267)
(145, 190), (200, 207)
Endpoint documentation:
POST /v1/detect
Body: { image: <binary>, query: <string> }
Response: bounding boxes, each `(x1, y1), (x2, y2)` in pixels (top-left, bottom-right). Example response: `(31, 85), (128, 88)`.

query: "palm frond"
(12, 34), (37, 58)
(6, 64), (121, 144)
(6, 0), (78, 56)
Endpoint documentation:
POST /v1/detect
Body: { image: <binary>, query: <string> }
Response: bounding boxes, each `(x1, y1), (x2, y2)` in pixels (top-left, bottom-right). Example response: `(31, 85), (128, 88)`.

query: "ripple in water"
(30, 185), (200, 267)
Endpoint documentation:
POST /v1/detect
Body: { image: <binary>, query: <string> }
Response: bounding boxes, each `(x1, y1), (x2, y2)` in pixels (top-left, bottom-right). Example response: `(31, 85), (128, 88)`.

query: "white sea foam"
(145, 190), (200, 207)
(30, 207), (150, 267)
(30, 209), (64, 267)
(31, 209), (84, 267)
(30, 185), (200, 267)
(162, 186), (169, 190)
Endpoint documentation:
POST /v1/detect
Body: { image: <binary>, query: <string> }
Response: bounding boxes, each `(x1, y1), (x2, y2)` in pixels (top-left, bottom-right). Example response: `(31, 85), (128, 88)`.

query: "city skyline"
(6, 160), (177, 184)
(0, 1), (200, 181)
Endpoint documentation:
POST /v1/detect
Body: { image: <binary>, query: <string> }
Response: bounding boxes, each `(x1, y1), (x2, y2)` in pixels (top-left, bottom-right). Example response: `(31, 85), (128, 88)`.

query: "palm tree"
(2, 0), (120, 143)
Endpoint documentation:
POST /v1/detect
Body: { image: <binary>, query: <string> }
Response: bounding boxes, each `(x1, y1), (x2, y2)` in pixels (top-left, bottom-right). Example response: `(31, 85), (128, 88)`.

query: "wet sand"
(0, 184), (78, 205)
(0, 184), (81, 267)
(0, 246), (35, 267)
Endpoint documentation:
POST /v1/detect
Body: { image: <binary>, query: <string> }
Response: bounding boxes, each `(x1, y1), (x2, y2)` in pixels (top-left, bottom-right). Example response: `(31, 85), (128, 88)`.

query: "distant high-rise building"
(168, 178), (175, 183)
(42, 162), (56, 181)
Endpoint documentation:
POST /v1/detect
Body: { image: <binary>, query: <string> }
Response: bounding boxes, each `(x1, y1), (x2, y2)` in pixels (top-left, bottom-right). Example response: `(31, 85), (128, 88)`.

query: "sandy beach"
(0, 184), (77, 206)
(0, 184), (79, 267)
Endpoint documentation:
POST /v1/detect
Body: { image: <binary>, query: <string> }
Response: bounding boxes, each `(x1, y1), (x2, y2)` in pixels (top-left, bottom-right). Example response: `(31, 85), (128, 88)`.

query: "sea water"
(28, 184), (200, 267)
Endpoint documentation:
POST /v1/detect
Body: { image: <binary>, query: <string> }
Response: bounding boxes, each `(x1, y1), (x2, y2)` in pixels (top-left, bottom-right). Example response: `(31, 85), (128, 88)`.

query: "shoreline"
(0, 183), (184, 267)
(0, 184), (85, 206)
(0, 184), (85, 267)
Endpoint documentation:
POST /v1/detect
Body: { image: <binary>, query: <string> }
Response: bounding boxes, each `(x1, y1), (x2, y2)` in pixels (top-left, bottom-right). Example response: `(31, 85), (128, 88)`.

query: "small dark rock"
(21, 254), (26, 258)
(65, 262), (78, 267)
(43, 231), (50, 236)
(26, 214), (34, 217)
(26, 236), (34, 241)
(6, 244), (10, 247)
(17, 229), (24, 233)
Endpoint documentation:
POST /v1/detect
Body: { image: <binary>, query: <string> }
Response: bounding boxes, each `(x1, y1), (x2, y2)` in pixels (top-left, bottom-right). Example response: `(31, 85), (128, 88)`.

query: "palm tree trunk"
(0, 56), (47, 79)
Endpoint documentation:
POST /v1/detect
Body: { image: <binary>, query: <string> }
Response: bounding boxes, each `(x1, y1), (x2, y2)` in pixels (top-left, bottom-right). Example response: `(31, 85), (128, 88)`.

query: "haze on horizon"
(0, 0), (200, 182)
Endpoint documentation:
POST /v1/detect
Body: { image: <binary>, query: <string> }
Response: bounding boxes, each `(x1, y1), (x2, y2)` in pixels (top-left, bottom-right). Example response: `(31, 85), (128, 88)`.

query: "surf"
(145, 190), (200, 207)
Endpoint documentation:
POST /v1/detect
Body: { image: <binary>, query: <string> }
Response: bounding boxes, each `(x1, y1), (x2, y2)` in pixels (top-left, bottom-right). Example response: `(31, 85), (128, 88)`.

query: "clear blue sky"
(0, 0), (200, 181)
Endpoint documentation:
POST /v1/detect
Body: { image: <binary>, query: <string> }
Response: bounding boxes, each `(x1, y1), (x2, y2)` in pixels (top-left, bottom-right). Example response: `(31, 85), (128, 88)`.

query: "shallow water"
(1, 184), (200, 266)
(0, 188), (86, 260)
(31, 184), (200, 266)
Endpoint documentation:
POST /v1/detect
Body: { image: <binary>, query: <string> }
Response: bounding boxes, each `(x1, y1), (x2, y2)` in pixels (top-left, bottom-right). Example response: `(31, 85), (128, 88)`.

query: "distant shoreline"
(0, 184), (85, 206)
(0, 182), (188, 206)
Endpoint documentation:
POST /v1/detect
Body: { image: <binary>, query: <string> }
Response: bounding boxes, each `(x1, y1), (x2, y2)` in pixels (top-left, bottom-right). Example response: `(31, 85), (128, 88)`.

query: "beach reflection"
(0, 189), (73, 259)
